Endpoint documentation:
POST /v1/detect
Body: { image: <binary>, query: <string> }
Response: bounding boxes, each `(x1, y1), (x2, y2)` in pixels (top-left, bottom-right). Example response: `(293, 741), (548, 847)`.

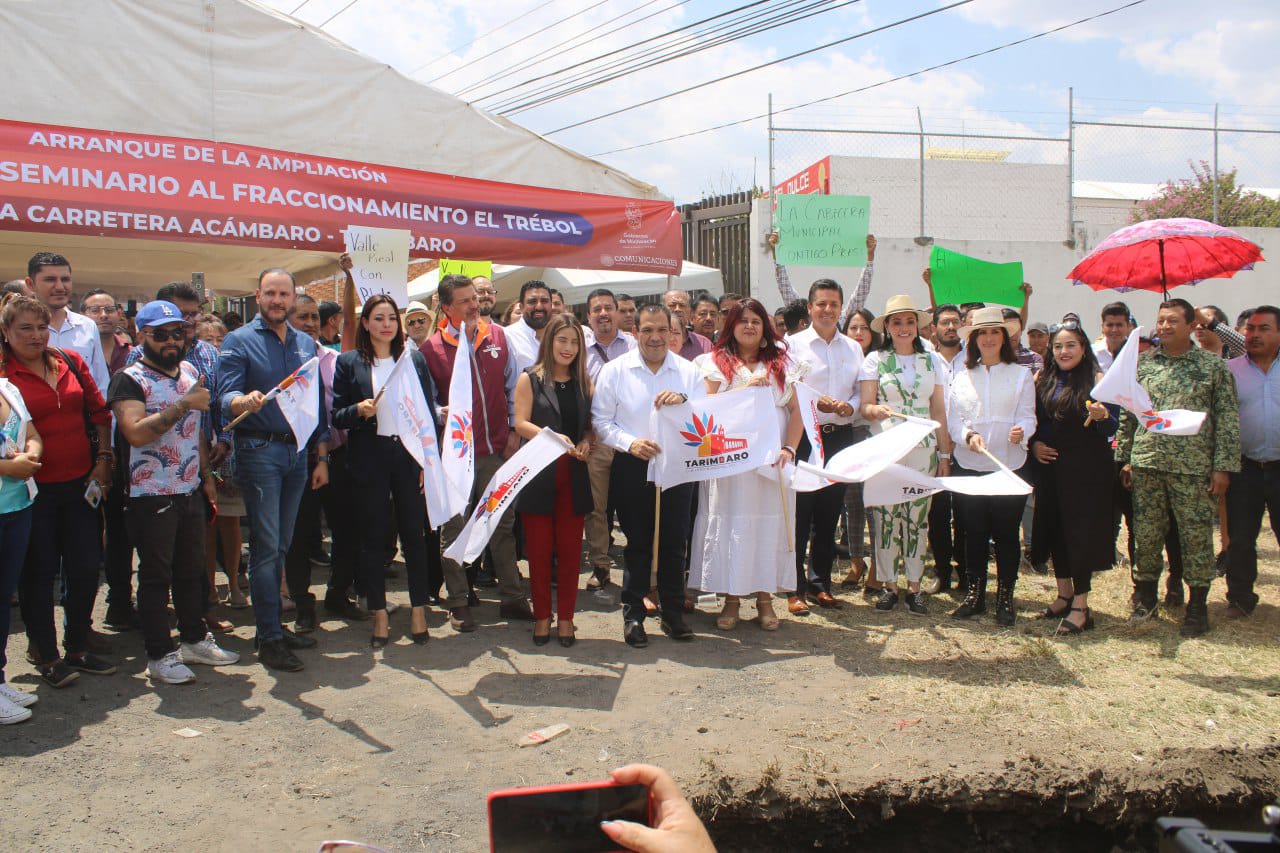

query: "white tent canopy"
(408, 262), (724, 307)
(0, 0), (669, 299)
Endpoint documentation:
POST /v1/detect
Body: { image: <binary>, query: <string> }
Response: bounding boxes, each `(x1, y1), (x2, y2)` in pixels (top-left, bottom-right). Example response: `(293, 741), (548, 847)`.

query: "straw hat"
(404, 300), (430, 317)
(870, 294), (932, 333)
(957, 306), (1021, 342)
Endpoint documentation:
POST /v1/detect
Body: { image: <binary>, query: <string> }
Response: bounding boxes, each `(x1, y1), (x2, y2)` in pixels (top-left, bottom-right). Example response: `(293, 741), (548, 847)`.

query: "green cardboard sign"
(775, 194), (871, 267)
(438, 259), (493, 281)
(928, 246), (1025, 307)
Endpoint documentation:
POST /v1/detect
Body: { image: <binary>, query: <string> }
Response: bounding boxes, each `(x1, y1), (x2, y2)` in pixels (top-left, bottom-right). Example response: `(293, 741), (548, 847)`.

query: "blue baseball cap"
(135, 300), (187, 329)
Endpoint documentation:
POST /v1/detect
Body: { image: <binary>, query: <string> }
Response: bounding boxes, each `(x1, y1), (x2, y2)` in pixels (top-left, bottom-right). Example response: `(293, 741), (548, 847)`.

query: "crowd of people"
(0, 241), (1274, 728)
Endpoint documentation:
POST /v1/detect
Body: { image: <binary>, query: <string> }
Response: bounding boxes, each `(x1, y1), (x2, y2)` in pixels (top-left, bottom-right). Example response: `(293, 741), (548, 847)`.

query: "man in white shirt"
(505, 280), (553, 375)
(592, 305), (702, 649)
(582, 288), (636, 590)
(1094, 302), (1135, 372)
(786, 278), (863, 613)
(26, 252), (109, 395)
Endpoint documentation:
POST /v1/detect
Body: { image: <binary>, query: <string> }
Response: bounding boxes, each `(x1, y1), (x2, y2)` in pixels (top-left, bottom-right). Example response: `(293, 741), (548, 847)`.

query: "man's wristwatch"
(316, 454), (331, 464)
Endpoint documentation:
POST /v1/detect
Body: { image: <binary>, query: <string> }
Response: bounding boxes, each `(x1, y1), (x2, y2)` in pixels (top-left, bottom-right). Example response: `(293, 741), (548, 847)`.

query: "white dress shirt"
(786, 326), (863, 426)
(506, 317), (541, 376)
(48, 309), (109, 396)
(946, 361), (1036, 472)
(1093, 340), (1118, 372)
(583, 327), (636, 382)
(592, 348), (704, 454)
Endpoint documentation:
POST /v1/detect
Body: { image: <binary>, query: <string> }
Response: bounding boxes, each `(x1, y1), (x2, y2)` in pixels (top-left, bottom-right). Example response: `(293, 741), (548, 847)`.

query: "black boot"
(1180, 586), (1210, 637)
(1130, 580), (1159, 619)
(994, 581), (1016, 627)
(951, 570), (987, 619)
(294, 594), (317, 634)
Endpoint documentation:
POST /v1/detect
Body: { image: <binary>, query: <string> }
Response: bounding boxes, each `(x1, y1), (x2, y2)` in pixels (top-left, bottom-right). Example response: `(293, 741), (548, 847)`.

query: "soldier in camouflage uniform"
(1116, 299), (1240, 636)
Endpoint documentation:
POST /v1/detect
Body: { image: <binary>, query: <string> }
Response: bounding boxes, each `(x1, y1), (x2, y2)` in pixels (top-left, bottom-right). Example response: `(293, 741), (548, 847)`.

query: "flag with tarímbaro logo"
(441, 321), (476, 521)
(273, 356), (320, 453)
(443, 428), (571, 564)
(376, 351), (452, 528)
(647, 386), (779, 488)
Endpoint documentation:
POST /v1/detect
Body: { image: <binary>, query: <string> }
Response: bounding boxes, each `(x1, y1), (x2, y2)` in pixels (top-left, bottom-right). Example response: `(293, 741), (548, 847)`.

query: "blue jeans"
(0, 506), (33, 682)
(235, 437), (308, 641)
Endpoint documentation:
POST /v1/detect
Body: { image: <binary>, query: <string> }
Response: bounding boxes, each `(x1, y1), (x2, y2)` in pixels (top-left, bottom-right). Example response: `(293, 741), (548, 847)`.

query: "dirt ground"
(4, 532), (1279, 852)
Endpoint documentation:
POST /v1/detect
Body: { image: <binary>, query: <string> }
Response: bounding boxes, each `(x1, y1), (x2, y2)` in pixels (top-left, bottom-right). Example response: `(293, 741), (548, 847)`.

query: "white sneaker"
(0, 693), (32, 724)
(148, 651), (196, 684)
(0, 682), (38, 708)
(180, 633), (241, 666)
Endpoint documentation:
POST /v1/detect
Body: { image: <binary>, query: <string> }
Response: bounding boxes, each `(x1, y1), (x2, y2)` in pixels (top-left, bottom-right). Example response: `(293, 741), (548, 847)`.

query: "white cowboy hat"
(870, 294), (932, 334)
(957, 306), (1021, 342)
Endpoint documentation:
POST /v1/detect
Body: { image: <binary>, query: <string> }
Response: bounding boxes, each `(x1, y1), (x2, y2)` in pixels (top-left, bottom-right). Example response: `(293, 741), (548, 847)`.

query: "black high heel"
(1056, 607), (1093, 635)
(410, 607), (429, 645)
(1037, 595), (1073, 619)
(370, 634), (389, 649)
(558, 623), (576, 648)
(533, 632), (551, 646)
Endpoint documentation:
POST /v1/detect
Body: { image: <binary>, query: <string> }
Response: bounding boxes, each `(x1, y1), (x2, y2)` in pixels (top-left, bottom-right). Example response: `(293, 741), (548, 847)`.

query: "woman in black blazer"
(331, 294), (439, 648)
(513, 314), (594, 647)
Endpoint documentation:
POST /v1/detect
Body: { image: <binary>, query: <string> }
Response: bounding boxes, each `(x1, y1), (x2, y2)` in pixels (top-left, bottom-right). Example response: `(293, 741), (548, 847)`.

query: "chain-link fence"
(768, 96), (1280, 244)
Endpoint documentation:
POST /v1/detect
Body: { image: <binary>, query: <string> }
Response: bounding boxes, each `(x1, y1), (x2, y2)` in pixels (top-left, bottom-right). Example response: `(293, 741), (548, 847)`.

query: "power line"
(317, 0), (361, 28)
(592, 0), (1150, 155)
(548, 0), (967, 134)
(488, 0), (849, 114)
(455, 0), (691, 99)
(426, 0), (615, 86)
(408, 0), (561, 76)
(471, 0), (814, 106)
(289, 0), (313, 14)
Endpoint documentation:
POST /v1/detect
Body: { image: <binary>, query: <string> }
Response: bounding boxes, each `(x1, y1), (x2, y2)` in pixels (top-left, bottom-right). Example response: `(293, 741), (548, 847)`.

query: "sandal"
(1036, 595), (1073, 620)
(757, 594), (779, 631)
(716, 596), (740, 631)
(1056, 607), (1093, 635)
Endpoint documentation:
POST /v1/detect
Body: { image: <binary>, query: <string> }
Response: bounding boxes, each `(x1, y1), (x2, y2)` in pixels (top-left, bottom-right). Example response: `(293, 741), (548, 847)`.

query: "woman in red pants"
(513, 314), (594, 647)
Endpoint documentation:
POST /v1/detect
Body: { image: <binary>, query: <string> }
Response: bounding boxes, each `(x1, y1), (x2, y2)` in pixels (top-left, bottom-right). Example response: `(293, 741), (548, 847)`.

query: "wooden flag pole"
(651, 486), (662, 576)
(777, 465), (794, 553)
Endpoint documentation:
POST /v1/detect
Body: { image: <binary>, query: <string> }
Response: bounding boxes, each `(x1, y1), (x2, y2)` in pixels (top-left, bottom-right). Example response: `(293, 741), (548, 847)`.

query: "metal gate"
(680, 191), (753, 295)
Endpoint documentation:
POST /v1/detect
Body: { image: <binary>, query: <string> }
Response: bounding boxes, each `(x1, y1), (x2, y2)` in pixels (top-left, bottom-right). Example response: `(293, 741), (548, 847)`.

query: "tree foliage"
(1132, 161), (1280, 227)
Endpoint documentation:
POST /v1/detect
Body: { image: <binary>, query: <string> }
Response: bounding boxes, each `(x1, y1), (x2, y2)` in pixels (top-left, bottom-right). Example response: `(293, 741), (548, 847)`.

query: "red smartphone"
(487, 780), (651, 853)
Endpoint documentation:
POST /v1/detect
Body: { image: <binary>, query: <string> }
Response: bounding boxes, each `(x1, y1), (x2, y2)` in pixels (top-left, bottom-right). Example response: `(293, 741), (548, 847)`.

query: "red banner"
(772, 156), (830, 206)
(0, 119), (682, 274)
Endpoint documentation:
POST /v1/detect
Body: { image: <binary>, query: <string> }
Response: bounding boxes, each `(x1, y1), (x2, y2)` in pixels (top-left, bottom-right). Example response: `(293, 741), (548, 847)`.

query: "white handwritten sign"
(344, 225), (410, 307)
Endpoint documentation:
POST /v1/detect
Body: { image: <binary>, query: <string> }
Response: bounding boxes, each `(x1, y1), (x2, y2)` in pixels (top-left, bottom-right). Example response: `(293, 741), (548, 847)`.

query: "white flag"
(792, 381), (827, 464)
(647, 386), (779, 489)
(757, 459), (831, 493)
(821, 416), (939, 483)
(444, 428), (572, 564)
(1090, 327), (1205, 436)
(273, 356), (320, 453)
(441, 323), (476, 521)
(863, 463), (944, 506)
(376, 351), (452, 528)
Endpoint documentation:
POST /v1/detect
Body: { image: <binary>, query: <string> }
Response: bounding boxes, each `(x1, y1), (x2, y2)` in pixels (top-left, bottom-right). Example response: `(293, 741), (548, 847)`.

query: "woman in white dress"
(692, 298), (805, 631)
(859, 295), (953, 616)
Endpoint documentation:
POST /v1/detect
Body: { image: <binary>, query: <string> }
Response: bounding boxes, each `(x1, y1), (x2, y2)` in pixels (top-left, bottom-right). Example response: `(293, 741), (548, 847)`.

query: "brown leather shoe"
(786, 595), (810, 616)
(808, 591), (843, 609)
(499, 600), (536, 621)
(449, 606), (477, 632)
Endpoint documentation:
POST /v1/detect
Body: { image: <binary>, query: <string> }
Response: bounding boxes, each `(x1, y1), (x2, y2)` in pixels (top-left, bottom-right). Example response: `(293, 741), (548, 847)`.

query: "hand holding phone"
(488, 779), (651, 853)
(600, 765), (716, 853)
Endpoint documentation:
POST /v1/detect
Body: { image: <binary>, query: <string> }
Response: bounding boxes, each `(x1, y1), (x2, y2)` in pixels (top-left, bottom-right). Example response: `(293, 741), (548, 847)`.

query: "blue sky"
(264, 0), (1280, 200)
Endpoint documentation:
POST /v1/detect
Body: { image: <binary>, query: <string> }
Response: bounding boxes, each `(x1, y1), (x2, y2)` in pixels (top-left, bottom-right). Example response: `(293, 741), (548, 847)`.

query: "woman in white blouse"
(946, 307), (1036, 626)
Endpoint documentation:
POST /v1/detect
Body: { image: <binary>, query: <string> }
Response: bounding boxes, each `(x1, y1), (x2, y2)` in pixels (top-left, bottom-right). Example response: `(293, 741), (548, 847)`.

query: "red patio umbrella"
(1068, 217), (1264, 299)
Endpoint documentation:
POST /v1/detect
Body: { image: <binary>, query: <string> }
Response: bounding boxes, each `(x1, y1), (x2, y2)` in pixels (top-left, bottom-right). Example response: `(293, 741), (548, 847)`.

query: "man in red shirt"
(421, 275), (534, 632)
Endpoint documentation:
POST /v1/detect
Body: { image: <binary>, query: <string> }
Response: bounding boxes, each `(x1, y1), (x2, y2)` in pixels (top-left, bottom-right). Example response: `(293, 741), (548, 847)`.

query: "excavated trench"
(693, 745), (1280, 852)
